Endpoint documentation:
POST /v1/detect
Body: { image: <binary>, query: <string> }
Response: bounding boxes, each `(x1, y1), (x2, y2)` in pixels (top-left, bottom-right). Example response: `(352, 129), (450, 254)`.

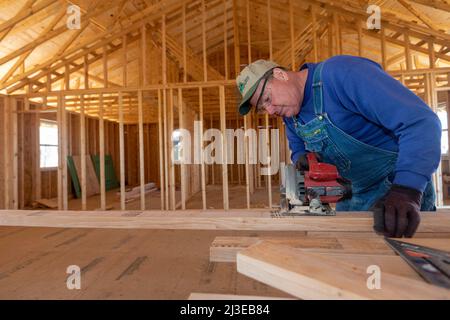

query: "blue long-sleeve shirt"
(283, 55), (441, 192)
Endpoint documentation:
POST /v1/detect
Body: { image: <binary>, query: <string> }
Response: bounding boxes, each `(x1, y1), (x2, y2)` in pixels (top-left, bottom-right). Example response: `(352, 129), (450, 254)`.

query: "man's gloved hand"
(371, 184), (422, 238)
(295, 154), (309, 172)
(295, 153), (322, 172)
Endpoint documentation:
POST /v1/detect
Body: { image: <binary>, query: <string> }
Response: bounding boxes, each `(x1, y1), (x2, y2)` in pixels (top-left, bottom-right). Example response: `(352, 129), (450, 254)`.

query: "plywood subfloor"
(0, 226), (298, 299)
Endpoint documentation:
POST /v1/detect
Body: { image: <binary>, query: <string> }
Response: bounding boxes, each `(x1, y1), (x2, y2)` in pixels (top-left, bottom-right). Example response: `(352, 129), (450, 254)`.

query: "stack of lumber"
(116, 183), (157, 203)
(236, 240), (450, 299)
(199, 211), (450, 300)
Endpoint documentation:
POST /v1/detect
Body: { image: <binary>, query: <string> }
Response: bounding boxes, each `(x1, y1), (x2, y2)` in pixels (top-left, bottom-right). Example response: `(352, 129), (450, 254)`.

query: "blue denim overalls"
(292, 62), (436, 211)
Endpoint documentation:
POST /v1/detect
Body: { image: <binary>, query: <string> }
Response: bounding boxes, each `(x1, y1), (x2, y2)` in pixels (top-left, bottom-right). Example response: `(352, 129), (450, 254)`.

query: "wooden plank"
(157, 90), (164, 210)
(236, 241), (450, 299)
(0, 211), (449, 232)
(188, 293), (293, 300)
(210, 236), (450, 263)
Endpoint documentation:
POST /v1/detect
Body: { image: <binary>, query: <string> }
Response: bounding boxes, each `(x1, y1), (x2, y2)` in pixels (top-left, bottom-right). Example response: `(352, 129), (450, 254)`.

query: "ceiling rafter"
(31, 33), (141, 92)
(396, 0), (441, 32)
(407, 0), (450, 12)
(0, 6), (67, 85)
(0, 0), (56, 34)
(0, 0), (37, 42)
(0, 0), (115, 67)
(3, 0), (193, 93)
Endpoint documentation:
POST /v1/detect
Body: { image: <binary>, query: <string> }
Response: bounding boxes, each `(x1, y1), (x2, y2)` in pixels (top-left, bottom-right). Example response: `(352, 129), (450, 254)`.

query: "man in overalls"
(236, 56), (441, 238)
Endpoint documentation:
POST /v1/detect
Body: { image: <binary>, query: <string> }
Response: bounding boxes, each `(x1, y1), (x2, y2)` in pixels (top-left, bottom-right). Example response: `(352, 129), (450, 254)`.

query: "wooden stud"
(289, 0), (295, 70)
(33, 98), (41, 202)
(3, 97), (10, 208)
(264, 113), (272, 208)
(428, 40), (435, 69)
(84, 54), (89, 89)
(138, 90), (145, 210)
(381, 27), (387, 69)
(99, 94), (106, 210)
(267, 0), (273, 60)
(122, 35), (127, 87)
(80, 94), (87, 211)
(141, 25), (147, 86)
(405, 32), (412, 70)
(246, 0), (251, 64)
(224, 0), (229, 79)
(169, 89), (175, 210)
(202, 0), (207, 82)
(232, 0), (240, 77)
(210, 113), (215, 185)
(178, 88), (186, 210)
(163, 89), (169, 210)
(199, 87), (207, 210)
(311, 6), (318, 63)
(219, 86), (229, 210)
(103, 46), (108, 88)
(162, 14), (167, 85)
(244, 115), (250, 209)
(119, 91), (126, 210)
(182, 4), (187, 83)
(11, 98), (18, 209)
(65, 64), (70, 90)
(157, 90), (165, 210)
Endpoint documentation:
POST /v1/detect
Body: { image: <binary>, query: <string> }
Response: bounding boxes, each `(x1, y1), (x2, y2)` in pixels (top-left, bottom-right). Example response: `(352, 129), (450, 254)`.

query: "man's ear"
(273, 68), (288, 81)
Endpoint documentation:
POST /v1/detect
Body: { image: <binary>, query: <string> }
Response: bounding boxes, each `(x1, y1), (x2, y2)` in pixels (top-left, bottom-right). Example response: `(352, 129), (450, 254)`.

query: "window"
(40, 120), (58, 168)
(437, 109), (448, 155)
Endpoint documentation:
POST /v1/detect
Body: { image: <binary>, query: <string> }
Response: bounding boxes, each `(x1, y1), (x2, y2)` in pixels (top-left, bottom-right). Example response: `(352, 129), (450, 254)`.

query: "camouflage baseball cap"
(236, 59), (279, 116)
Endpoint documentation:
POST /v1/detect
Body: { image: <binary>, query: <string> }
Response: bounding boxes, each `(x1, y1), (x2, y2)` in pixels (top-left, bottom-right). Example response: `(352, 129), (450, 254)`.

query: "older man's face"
(249, 69), (302, 117)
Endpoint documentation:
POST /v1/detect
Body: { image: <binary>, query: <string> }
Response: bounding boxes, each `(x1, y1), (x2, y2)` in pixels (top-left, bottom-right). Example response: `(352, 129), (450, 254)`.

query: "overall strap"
(312, 62), (325, 115)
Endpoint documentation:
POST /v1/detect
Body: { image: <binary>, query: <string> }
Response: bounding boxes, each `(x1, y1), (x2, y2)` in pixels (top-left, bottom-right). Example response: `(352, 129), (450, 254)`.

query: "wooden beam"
(407, 0), (450, 12)
(0, 211), (449, 231)
(396, 0), (440, 32)
(2, 0), (190, 92)
(0, 0), (55, 34)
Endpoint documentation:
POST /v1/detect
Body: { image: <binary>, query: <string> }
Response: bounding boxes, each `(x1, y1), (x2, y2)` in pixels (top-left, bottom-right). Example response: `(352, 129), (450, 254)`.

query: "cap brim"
(238, 78), (261, 116)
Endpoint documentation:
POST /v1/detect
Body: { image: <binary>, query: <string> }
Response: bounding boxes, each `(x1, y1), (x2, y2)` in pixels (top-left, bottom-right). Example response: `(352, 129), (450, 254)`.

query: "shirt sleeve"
(283, 117), (306, 164)
(331, 57), (441, 192)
